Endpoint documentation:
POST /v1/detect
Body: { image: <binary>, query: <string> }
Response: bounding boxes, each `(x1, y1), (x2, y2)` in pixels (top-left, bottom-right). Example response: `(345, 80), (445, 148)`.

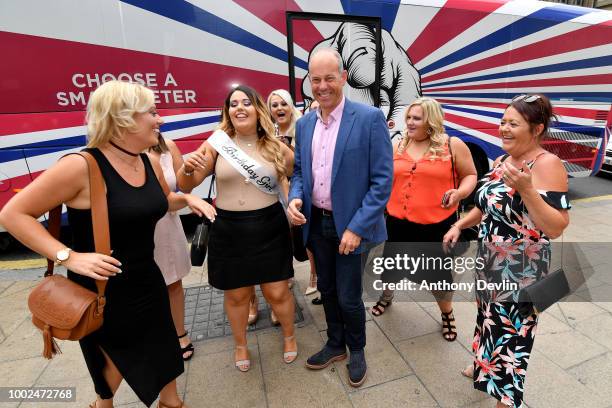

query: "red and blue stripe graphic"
(1, 0), (611, 217)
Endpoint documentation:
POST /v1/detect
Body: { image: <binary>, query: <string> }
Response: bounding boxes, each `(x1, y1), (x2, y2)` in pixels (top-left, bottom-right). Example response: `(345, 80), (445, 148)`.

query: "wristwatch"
(182, 166), (194, 176)
(55, 248), (72, 265)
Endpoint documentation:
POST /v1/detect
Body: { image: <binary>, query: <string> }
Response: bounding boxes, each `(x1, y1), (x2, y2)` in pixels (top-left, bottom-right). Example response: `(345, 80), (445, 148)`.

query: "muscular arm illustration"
(302, 23), (421, 127)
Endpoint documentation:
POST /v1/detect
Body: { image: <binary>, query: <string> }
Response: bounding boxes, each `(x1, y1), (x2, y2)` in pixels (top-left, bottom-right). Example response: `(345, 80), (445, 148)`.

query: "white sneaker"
(304, 285), (318, 296)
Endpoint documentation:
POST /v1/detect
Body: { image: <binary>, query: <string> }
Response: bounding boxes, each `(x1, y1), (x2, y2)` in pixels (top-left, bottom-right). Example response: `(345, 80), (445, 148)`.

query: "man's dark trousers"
(308, 209), (368, 351)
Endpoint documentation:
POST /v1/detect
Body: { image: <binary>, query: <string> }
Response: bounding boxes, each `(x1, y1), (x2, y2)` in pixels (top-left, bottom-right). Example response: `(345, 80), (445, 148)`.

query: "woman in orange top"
(371, 97), (477, 341)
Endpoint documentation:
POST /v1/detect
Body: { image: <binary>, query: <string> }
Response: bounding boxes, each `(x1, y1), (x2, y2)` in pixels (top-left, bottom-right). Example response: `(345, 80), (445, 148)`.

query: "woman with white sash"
(178, 85), (296, 372)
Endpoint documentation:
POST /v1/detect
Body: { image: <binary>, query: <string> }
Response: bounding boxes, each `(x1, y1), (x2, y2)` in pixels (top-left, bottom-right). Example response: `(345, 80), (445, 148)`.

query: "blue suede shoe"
(347, 350), (367, 387)
(305, 346), (347, 369)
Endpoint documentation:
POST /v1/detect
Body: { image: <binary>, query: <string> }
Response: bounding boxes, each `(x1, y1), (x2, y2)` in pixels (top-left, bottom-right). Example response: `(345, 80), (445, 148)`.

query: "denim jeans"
(308, 210), (368, 351)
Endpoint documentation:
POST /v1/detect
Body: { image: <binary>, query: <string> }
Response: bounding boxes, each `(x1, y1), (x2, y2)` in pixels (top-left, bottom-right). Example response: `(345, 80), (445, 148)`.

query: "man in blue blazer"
(287, 48), (393, 387)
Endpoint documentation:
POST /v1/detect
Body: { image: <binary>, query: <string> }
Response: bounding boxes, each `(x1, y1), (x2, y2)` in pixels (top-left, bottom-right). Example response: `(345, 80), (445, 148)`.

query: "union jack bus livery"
(1, 0), (611, 231)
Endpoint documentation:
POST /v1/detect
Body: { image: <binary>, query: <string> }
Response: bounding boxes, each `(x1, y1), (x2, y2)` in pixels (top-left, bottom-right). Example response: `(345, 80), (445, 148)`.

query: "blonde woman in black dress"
(0, 80), (213, 408)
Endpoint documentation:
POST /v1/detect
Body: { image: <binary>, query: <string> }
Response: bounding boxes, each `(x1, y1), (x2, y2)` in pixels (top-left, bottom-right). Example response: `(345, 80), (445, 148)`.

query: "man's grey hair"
(309, 47), (344, 74)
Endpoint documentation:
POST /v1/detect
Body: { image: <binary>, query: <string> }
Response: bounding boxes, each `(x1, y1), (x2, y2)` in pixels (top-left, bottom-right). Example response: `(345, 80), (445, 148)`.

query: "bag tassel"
(42, 324), (61, 359)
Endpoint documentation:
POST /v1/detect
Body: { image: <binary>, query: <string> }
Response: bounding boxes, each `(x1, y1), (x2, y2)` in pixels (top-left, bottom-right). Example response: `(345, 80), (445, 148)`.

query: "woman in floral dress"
(443, 94), (571, 408)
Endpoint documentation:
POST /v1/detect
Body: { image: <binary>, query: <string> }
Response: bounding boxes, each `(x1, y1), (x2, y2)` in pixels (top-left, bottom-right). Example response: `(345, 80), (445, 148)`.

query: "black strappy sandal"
(178, 332), (194, 361)
(371, 294), (393, 317)
(441, 310), (457, 342)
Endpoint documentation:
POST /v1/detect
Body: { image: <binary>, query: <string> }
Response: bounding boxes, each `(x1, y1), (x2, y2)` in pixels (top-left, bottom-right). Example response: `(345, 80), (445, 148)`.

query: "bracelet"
(182, 167), (194, 176)
(451, 223), (462, 231)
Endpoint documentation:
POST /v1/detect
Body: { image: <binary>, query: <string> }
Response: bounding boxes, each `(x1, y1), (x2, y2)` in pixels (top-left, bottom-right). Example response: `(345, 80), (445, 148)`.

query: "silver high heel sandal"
(283, 335), (298, 364)
(235, 345), (251, 372)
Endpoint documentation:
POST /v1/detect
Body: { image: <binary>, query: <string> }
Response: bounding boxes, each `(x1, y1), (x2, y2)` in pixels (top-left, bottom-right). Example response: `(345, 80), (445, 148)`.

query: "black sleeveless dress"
(67, 148), (183, 407)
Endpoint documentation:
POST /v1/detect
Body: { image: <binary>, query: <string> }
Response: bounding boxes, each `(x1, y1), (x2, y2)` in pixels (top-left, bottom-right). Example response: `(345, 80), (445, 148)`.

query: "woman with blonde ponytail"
(177, 85), (296, 372)
(371, 97), (477, 343)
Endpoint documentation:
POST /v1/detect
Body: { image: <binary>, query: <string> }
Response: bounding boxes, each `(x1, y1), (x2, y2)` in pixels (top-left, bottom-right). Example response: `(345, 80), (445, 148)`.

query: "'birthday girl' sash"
(207, 130), (281, 198)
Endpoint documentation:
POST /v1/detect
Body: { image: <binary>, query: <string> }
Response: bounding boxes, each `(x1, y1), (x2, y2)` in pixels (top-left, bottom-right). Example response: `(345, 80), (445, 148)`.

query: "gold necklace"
(403, 138), (431, 157)
(234, 139), (257, 184)
(109, 149), (141, 172)
(235, 138), (257, 149)
(233, 138), (258, 206)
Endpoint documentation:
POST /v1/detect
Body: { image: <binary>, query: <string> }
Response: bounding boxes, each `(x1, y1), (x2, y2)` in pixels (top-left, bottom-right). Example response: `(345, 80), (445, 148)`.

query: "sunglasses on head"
(510, 94), (548, 127)
(511, 94), (541, 103)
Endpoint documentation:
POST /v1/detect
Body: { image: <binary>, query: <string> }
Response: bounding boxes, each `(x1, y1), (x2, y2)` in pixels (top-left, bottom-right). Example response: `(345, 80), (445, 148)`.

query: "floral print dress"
(471, 154), (571, 408)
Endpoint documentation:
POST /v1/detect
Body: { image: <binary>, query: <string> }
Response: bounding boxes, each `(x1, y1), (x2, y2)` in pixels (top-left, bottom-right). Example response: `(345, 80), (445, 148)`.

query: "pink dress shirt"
(311, 97), (345, 211)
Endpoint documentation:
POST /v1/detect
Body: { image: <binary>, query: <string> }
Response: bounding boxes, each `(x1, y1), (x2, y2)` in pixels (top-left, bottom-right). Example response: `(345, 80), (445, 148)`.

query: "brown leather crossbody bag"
(28, 152), (110, 359)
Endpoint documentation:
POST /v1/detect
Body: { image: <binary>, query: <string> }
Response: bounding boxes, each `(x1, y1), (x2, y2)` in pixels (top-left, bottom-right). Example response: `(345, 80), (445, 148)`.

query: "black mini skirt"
(208, 202), (294, 290)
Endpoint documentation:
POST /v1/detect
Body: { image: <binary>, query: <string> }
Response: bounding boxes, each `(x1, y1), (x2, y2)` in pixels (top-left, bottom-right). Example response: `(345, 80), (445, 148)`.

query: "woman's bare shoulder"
(56, 153), (90, 175)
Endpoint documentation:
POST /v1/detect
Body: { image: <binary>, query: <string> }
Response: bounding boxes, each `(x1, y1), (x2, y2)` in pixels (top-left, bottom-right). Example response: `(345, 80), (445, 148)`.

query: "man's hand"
(287, 199), (306, 225)
(339, 229), (361, 255)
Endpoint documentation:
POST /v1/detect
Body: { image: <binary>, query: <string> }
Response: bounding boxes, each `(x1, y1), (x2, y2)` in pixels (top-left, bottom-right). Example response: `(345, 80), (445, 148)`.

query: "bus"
(1, 0), (611, 234)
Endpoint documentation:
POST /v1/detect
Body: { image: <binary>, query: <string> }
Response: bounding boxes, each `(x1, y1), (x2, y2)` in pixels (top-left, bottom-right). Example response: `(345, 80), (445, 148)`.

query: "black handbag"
(291, 225), (308, 262)
(190, 175), (215, 266)
(490, 155), (571, 318)
(515, 156), (571, 318)
(479, 243), (570, 319)
(517, 267), (570, 318)
(448, 138), (478, 255)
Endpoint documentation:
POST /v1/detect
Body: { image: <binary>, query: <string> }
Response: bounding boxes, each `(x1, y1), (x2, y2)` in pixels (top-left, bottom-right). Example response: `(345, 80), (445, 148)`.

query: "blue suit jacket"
(288, 99), (393, 254)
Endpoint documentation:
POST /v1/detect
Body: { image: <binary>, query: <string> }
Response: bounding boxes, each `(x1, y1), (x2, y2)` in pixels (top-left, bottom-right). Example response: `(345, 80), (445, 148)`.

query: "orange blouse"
(387, 143), (458, 225)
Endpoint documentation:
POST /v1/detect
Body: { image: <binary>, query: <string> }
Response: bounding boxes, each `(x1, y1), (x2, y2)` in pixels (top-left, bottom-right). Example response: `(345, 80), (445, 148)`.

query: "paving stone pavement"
(183, 285), (306, 342)
(1, 198), (612, 407)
